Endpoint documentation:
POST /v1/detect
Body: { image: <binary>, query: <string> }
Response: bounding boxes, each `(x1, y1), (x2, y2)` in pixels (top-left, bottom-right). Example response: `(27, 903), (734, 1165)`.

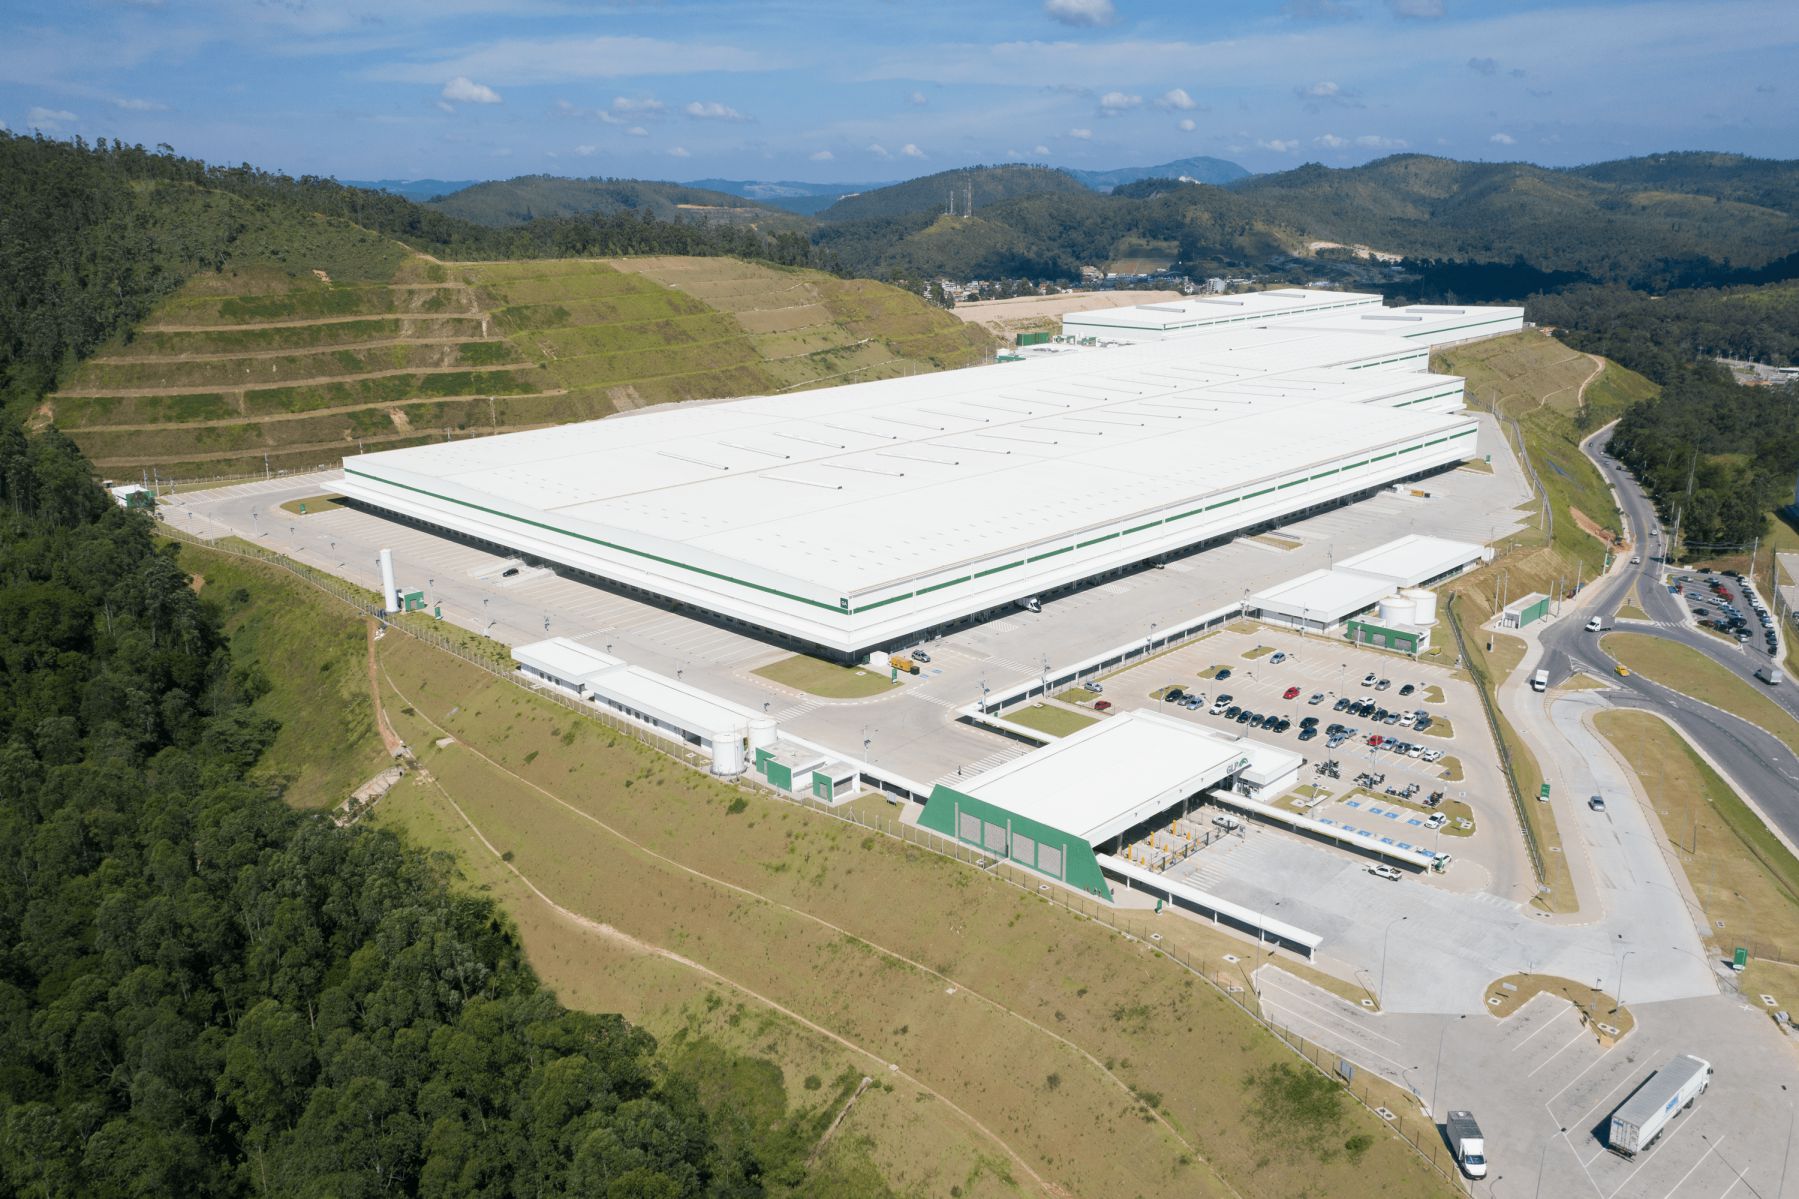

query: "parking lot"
(1071, 622), (1526, 894)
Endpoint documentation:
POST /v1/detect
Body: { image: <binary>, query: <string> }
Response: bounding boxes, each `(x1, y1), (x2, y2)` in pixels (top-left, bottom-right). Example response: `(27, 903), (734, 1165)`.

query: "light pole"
(1379, 914), (1410, 1008)
(1614, 949), (1636, 1013)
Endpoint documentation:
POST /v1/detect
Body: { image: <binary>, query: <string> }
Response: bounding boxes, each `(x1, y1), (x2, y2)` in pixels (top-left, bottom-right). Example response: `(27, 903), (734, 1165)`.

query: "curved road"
(1533, 424), (1799, 843)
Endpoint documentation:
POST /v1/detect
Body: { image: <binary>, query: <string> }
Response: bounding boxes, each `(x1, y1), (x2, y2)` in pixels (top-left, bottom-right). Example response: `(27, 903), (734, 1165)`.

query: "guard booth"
(1500, 593), (1551, 629)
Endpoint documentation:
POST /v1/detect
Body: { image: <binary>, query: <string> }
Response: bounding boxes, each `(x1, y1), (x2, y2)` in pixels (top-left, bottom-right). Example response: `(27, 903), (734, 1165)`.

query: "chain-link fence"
(162, 517), (1465, 1190)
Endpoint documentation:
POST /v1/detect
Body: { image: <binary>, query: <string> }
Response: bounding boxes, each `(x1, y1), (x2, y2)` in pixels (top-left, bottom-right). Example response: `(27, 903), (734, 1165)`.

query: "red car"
(1282, 686), (1301, 700)
(1368, 734), (1385, 747)
(1093, 700), (1112, 712)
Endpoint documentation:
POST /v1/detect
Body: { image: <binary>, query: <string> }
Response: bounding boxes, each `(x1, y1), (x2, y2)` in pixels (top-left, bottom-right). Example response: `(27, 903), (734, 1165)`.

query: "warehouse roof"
(514, 637), (623, 686)
(1251, 568), (1399, 623)
(1063, 289), (1382, 335)
(1285, 304), (1525, 346)
(960, 711), (1298, 846)
(1336, 534), (1490, 584)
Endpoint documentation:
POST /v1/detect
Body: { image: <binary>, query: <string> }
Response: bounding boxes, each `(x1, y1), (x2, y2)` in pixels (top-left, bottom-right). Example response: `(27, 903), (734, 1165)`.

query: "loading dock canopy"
(1251, 534), (1487, 625)
(957, 710), (1301, 846)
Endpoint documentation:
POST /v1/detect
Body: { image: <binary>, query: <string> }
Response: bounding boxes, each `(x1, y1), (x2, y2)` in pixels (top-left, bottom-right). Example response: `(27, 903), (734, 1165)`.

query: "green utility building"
(1501, 592), (1551, 629)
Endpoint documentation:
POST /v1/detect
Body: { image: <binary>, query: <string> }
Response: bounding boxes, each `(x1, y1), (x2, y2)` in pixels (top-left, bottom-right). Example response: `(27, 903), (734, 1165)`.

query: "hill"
(341, 177), (481, 202)
(685, 176), (896, 215)
(1229, 154), (1799, 287)
(46, 250), (991, 478)
(1065, 155), (1250, 192)
(814, 164), (1090, 222)
(427, 174), (803, 229)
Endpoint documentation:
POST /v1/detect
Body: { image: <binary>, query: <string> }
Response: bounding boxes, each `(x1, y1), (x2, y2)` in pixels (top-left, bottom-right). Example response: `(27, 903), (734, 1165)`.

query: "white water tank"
(747, 717), (777, 752)
(709, 731), (746, 777)
(1404, 588), (1439, 626)
(1378, 594), (1416, 626)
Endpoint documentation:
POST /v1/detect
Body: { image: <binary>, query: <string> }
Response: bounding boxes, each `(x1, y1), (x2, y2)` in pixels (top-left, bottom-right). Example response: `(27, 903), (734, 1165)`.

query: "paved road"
(1531, 425), (1799, 847)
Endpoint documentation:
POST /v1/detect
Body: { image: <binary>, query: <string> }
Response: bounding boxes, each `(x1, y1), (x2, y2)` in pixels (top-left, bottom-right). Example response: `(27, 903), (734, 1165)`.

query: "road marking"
(1512, 1003), (1577, 1052)
(1652, 1132), (1723, 1199)
(1255, 973), (1403, 1048)
(1546, 1037), (1619, 1108)
(1528, 1026), (1591, 1078)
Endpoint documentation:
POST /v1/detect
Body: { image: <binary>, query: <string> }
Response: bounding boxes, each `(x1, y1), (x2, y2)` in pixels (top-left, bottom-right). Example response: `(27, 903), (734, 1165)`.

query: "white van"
(1586, 616), (1603, 632)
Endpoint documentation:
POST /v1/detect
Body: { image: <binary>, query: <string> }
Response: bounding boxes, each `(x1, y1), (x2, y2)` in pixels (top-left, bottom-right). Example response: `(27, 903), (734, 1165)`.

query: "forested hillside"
(0, 425), (750, 1196)
(0, 134), (841, 419)
(428, 175), (804, 230)
(814, 165), (1090, 222)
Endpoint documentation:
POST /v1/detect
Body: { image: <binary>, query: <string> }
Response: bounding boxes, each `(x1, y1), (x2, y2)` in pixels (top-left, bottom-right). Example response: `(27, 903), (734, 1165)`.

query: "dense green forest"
(0, 425), (767, 1196)
(1606, 365), (1798, 548)
(1530, 282), (1799, 376)
(0, 133), (837, 415)
(427, 175), (807, 229)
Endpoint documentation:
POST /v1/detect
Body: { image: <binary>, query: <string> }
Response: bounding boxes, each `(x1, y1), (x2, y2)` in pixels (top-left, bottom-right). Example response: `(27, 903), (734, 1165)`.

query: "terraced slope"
(49, 253), (992, 478)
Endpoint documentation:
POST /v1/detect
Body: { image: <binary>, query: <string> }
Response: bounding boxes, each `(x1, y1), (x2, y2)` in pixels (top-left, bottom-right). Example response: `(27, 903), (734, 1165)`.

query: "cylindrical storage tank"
(747, 717), (777, 752)
(709, 731), (746, 777)
(1404, 588), (1439, 626)
(1378, 595), (1416, 626)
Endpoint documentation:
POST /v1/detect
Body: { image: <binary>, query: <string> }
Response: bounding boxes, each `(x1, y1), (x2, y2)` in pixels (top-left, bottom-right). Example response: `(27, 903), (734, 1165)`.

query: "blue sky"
(2, 0), (1794, 183)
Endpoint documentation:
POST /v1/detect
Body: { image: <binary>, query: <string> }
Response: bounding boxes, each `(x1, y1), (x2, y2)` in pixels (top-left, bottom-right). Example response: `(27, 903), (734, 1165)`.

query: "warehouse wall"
(919, 784), (1112, 900)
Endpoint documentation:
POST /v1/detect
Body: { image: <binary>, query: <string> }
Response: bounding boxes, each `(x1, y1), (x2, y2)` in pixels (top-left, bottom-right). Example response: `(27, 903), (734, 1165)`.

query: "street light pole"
(1615, 949), (1636, 1013)
(1379, 914), (1410, 1008)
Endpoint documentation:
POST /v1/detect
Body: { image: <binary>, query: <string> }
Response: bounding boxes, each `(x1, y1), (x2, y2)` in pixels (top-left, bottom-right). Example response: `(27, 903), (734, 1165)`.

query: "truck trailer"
(1607, 1055), (1713, 1157)
(1445, 1111), (1487, 1178)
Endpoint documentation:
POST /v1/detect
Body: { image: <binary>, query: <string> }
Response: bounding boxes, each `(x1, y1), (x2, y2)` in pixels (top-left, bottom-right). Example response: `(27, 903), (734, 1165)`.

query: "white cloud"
(1489, 131), (1516, 145)
(1388, 0), (1445, 16)
(1044, 0), (1116, 27)
(809, 149), (834, 161)
(1033, 144), (1051, 155)
(26, 106), (76, 127)
(901, 143), (926, 158)
(1097, 90), (1141, 116)
(1314, 132), (1349, 148)
(1178, 118), (1197, 132)
(1259, 138), (1300, 152)
(1068, 126), (1093, 139)
(1300, 80), (1342, 98)
(441, 76), (501, 104)
(374, 37), (770, 86)
(909, 90), (928, 107)
(1156, 88), (1199, 111)
(868, 143), (893, 159)
(613, 96), (665, 115)
(684, 100), (746, 121)
(627, 126), (649, 136)
(436, 100), (456, 114)
(1355, 134), (1408, 149)
(1467, 56), (1499, 76)
(574, 144), (597, 156)
(114, 97), (167, 111)
(667, 145), (691, 158)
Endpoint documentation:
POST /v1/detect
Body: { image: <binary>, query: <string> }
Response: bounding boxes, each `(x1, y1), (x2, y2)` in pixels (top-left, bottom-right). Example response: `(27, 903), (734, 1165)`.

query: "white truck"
(1760, 664), (1783, 687)
(1445, 1110), (1487, 1178)
(1531, 668), (1549, 692)
(1607, 1055), (1713, 1157)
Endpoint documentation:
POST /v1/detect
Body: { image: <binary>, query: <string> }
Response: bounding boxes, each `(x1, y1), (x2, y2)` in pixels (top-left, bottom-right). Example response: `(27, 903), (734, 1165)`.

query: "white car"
(1362, 672), (1378, 687)
(1586, 616), (1603, 632)
(1421, 748), (1443, 763)
(1423, 813), (1448, 830)
(1367, 864), (1403, 882)
(1406, 745), (1425, 758)
(1630, 555), (1642, 565)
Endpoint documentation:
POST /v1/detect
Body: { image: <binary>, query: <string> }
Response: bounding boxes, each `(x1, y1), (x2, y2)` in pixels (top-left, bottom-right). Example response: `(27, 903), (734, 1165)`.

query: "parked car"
(1298, 727), (1317, 741)
(1270, 651), (1287, 664)
(1283, 686), (1301, 700)
(913, 650), (931, 663)
(1083, 681), (1103, 693)
(1225, 705), (1241, 719)
(1422, 749), (1443, 763)
(1164, 689), (1185, 703)
(1367, 864), (1402, 882)
(1308, 692), (1325, 705)
(1376, 678), (1392, 691)
(1216, 668), (1232, 680)
(1334, 697), (1351, 712)
(1399, 683), (1415, 697)
(1093, 700), (1112, 712)
(1362, 672), (1378, 686)
(1424, 813), (1448, 830)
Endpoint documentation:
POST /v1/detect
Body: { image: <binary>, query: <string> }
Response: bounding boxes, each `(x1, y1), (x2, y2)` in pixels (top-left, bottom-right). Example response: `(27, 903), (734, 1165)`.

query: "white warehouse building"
(337, 317), (1485, 660)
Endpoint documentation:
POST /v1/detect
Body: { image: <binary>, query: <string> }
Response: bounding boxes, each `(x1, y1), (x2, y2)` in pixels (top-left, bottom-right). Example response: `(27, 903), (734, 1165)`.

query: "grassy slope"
(176, 541), (389, 807)
(51, 252), (992, 478)
(367, 633), (1453, 1199)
